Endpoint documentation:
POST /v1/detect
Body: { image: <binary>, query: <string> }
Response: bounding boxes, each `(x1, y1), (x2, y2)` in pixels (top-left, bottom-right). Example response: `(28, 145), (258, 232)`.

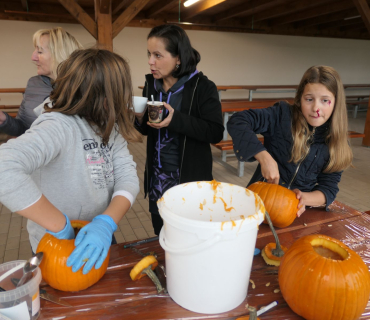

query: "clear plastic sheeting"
(37, 202), (370, 320)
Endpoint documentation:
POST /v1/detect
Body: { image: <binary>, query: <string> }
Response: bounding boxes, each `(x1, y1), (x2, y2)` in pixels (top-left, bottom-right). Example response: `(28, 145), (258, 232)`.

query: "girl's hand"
(147, 102), (174, 129)
(292, 189), (306, 217)
(254, 150), (280, 184)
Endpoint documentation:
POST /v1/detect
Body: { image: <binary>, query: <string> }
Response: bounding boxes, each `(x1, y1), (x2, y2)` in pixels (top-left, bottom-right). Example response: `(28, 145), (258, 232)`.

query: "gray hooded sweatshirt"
(0, 112), (139, 251)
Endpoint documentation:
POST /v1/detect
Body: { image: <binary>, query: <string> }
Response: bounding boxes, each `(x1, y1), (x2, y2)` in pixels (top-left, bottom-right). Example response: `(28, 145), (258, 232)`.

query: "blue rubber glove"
(66, 215), (117, 274)
(46, 213), (74, 240)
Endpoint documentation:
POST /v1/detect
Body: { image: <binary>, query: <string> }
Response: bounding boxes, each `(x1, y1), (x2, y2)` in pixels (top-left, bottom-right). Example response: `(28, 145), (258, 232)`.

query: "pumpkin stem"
(142, 265), (166, 294)
(248, 306), (258, 320)
(265, 211), (284, 258)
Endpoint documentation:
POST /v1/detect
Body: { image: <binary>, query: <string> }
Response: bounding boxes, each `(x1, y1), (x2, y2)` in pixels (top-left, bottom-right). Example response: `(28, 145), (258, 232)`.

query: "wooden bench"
(0, 105), (20, 110)
(346, 100), (368, 118)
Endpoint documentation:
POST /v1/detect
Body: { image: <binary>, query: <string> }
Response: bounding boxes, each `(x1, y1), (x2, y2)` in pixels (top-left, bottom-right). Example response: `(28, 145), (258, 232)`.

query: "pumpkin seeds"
(265, 282), (270, 286)
(249, 279), (256, 289)
(273, 288), (280, 293)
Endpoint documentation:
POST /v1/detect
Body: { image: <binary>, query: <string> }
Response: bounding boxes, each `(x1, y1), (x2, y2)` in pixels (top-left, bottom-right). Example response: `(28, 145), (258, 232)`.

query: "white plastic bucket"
(158, 181), (265, 314)
(0, 260), (42, 320)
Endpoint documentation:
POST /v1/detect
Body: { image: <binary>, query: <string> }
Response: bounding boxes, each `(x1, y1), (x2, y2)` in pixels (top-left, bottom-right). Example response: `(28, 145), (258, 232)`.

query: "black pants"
(149, 199), (164, 235)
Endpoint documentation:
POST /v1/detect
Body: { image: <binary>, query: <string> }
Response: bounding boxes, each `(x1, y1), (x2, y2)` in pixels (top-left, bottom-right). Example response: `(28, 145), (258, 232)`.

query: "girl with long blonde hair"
(228, 65), (353, 217)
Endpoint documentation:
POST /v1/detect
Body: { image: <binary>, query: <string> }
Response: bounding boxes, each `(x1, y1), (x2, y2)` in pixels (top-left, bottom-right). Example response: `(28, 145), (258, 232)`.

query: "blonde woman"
(0, 27), (82, 136)
(0, 49), (141, 274)
(228, 66), (353, 217)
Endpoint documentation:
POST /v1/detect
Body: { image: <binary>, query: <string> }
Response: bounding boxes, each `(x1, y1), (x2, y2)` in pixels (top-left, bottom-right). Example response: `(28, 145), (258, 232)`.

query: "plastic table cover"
(37, 201), (369, 319)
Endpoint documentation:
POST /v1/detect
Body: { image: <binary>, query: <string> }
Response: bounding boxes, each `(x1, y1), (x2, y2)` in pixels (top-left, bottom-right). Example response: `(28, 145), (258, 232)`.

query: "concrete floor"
(0, 111), (369, 264)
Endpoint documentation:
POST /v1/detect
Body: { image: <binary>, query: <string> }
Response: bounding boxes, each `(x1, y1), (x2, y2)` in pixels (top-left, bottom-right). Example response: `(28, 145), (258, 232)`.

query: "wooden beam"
(112, 0), (131, 15)
(213, 0), (288, 22)
(340, 22), (366, 31)
(294, 9), (360, 28)
(316, 17), (362, 31)
(352, 0), (370, 34)
(112, 0), (151, 38)
(147, 0), (178, 18)
(269, 0), (353, 26)
(100, 0), (111, 14)
(20, 0), (28, 11)
(247, 0), (333, 23)
(58, 0), (97, 38)
(182, 0), (226, 20)
(95, 0), (112, 51)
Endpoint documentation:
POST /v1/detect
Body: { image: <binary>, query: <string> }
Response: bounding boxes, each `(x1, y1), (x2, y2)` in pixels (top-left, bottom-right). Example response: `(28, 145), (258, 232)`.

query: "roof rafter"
(270, 0), (354, 26)
(352, 0), (370, 34)
(213, 0), (288, 22)
(182, 0), (226, 20)
(294, 8), (360, 28)
(147, 0), (178, 18)
(112, 0), (151, 38)
(58, 0), (97, 38)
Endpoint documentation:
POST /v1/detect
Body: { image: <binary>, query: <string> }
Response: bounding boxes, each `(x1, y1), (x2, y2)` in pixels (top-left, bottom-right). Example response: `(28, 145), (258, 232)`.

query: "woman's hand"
(254, 150), (280, 184)
(147, 102), (174, 129)
(292, 189), (306, 217)
(134, 108), (147, 125)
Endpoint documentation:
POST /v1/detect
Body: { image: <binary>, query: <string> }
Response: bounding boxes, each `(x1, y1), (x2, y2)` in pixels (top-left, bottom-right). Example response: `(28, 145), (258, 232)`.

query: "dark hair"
(48, 48), (142, 145)
(147, 24), (200, 78)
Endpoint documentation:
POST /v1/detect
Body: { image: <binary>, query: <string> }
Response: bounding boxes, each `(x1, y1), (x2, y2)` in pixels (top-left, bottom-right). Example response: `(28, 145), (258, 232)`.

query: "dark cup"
(147, 102), (164, 123)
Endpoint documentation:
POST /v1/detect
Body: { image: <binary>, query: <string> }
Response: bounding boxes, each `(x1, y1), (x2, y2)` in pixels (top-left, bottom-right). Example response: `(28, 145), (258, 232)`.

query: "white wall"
(1, 19), (370, 105)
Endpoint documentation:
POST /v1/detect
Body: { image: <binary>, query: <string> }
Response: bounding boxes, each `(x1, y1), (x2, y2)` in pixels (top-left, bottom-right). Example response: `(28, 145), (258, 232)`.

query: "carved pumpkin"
(248, 181), (298, 228)
(36, 220), (110, 292)
(279, 234), (370, 320)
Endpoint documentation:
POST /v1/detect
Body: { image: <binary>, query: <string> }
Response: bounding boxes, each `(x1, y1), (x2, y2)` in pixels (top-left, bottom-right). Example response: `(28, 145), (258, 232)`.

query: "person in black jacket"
(0, 27), (82, 136)
(135, 24), (224, 235)
(228, 66), (353, 217)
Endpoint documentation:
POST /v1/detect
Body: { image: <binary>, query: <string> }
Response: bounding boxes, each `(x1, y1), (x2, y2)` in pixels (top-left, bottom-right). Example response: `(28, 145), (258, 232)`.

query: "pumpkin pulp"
(311, 238), (348, 260)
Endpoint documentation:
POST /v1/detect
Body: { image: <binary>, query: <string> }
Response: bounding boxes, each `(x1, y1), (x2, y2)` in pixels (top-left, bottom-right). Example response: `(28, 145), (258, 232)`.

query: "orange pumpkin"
(36, 220), (110, 292)
(279, 234), (370, 320)
(248, 181), (299, 228)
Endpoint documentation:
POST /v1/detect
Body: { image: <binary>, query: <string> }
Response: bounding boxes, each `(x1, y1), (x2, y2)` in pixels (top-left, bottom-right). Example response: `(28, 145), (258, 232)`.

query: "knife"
(11, 278), (72, 307)
(39, 288), (72, 307)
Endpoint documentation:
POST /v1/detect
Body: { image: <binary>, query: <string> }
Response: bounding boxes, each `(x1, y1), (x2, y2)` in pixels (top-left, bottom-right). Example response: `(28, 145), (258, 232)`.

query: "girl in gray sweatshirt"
(0, 48), (142, 274)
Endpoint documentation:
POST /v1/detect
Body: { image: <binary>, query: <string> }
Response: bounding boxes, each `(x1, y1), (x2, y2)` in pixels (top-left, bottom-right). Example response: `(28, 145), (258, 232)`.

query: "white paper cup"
(133, 96), (148, 113)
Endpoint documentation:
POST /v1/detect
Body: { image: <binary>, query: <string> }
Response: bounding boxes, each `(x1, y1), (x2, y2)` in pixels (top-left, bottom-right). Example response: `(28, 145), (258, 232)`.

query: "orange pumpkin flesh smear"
(219, 197), (235, 212)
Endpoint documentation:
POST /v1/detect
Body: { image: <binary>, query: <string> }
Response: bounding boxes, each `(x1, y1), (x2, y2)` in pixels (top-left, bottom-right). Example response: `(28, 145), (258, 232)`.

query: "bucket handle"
(159, 229), (221, 255)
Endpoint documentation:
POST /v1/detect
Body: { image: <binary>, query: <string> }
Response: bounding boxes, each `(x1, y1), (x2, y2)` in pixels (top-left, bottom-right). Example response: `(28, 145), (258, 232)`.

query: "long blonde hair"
(47, 48), (142, 145)
(33, 27), (82, 78)
(290, 66), (352, 172)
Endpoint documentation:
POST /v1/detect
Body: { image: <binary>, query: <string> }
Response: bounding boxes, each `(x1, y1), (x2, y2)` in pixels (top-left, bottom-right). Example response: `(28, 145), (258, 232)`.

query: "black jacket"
(136, 72), (224, 196)
(227, 101), (342, 209)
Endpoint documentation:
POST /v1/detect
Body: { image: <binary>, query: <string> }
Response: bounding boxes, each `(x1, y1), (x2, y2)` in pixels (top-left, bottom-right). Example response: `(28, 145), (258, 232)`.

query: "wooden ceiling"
(1, 0), (370, 41)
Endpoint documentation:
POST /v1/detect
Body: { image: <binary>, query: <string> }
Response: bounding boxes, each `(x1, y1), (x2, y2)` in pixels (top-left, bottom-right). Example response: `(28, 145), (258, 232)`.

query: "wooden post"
(362, 96), (370, 147)
(95, 0), (113, 51)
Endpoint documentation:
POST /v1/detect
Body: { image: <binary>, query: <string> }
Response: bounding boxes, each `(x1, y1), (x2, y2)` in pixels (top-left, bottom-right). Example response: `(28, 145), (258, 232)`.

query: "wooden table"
(38, 201), (370, 319)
